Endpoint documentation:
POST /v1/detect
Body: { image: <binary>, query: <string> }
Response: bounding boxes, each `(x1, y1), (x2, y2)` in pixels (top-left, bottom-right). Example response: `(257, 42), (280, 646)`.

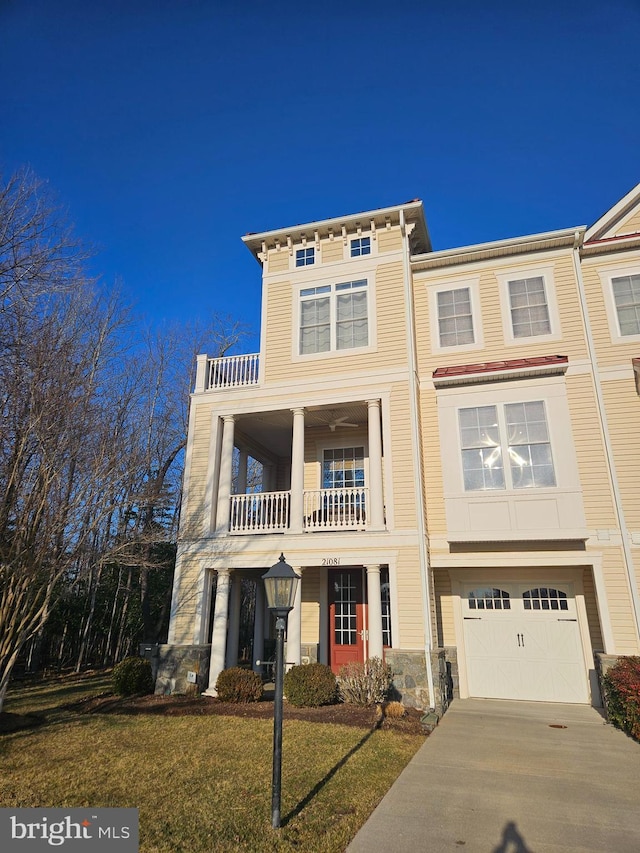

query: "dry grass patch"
(1, 674), (424, 852)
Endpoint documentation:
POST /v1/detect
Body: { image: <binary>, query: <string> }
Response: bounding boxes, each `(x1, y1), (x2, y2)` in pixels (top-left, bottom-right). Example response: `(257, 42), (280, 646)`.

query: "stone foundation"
(384, 650), (431, 711)
(155, 644), (211, 695)
(595, 652), (621, 717)
(443, 646), (459, 700)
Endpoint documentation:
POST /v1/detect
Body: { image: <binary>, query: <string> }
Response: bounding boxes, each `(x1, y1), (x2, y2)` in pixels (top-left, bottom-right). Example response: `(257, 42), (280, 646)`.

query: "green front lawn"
(1, 674), (423, 852)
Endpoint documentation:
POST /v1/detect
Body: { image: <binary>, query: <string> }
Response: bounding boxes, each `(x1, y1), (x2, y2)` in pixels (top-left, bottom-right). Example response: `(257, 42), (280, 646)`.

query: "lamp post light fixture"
(262, 553), (300, 829)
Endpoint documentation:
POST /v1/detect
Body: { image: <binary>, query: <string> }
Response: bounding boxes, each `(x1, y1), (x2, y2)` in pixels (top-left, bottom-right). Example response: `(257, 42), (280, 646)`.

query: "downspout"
(572, 235), (640, 646)
(400, 209), (437, 709)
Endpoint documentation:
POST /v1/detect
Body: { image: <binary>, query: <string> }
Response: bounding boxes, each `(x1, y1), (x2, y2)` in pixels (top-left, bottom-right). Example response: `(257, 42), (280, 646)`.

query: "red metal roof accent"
(584, 232), (640, 246)
(433, 354), (568, 379)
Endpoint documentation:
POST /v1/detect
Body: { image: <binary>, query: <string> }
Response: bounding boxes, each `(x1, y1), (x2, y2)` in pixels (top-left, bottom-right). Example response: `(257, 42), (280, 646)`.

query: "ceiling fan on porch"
(327, 413), (359, 431)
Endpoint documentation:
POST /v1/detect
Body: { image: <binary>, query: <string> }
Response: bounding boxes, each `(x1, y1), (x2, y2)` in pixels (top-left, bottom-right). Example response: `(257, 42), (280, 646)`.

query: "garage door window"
(468, 587), (511, 610)
(523, 587), (568, 611)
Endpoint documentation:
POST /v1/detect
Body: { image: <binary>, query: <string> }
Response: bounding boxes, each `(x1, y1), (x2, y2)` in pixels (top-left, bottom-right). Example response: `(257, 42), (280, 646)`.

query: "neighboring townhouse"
(156, 185), (640, 712)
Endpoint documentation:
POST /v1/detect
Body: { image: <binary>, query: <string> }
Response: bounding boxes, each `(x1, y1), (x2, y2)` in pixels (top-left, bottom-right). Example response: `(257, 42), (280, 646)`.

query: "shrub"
(602, 656), (640, 741)
(284, 663), (337, 707)
(338, 657), (394, 706)
(215, 667), (263, 703)
(112, 656), (154, 697)
(383, 700), (406, 719)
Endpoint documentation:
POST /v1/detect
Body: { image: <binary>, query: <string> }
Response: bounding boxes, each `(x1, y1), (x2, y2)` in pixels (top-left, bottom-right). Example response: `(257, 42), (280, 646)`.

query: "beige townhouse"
(156, 184), (640, 712)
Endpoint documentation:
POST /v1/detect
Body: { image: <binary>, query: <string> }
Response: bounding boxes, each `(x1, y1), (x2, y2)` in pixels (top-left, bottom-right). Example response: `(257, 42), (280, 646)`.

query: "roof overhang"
(242, 199), (431, 263)
(432, 355), (569, 388)
(411, 227), (584, 272)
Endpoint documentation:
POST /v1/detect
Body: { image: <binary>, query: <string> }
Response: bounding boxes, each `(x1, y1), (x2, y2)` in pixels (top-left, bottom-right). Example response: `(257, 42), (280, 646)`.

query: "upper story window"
(459, 400), (556, 491)
(611, 273), (640, 336)
(437, 287), (474, 346)
(351, 237), (371, 257)
(497, 265), (560, 344)
(299, 279), (368, 355)
(296, 247), (315, 267)
(508, 276), (551, 337)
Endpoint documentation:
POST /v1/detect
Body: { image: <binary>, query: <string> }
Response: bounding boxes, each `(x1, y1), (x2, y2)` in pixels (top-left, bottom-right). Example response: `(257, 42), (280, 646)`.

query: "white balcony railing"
(230, 491), (290, 533)
(207, 353), (259, 389)
(303, 487), (368, 531)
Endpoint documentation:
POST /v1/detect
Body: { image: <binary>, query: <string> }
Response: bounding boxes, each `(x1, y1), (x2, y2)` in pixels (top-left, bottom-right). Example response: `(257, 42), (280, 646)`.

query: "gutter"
(572, 235), (640, 646)
(400, 209), (437, 709)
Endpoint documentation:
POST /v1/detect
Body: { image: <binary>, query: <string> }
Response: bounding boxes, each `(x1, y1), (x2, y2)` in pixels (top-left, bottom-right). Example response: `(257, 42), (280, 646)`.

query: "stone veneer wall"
(155, 644), (211, 695)
(595, 652), (622, 718)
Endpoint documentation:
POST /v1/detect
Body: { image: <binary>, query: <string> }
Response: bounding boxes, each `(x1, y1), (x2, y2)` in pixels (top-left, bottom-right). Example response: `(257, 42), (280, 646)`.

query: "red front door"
(329, 568), (364, 673)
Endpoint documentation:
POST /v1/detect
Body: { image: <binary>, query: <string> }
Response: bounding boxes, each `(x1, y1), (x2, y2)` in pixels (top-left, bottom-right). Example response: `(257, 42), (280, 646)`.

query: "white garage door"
(462, 583), (588, 703)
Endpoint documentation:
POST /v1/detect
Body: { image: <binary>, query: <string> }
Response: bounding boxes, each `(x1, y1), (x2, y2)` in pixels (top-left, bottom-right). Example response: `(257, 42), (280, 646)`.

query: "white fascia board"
(242, 200), (429, 257)
(411, 227), (584, 271)
(585, 182), (640, 242)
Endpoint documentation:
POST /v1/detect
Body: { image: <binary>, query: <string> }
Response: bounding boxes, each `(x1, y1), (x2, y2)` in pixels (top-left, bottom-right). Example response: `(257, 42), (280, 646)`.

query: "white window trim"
(437, 377), (581, 499)
(294, 245), (316, 268)
(598, 263), (640, 344)
(316, 440), (370, 490)
(428, 275), (484, 353)
(497, 264), (561, 345)
(292, 276), (377, 362)
(350, 235), (374, 259)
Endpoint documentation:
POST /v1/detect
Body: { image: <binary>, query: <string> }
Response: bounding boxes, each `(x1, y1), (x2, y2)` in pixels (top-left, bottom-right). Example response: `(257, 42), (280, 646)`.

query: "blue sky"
(2, 0), (639, 350)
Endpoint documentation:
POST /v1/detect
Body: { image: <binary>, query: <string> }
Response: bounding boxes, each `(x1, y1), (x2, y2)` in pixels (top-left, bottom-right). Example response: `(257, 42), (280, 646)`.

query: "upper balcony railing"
(228, 487), (369, 534)
(195, 353), (260, 392)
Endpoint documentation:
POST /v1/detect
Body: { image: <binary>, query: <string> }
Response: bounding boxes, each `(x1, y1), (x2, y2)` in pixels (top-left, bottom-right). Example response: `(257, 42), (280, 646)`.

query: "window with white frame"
(296, 246), (315, 267)
(459, 400), (556, 491)
(299, 279), (368, 355)
(437, 287), (475, 346)
(322, 447), (365, 489)
(611, 273), (640, 336)
(350, 236), (371, 257)
(508, 276), (551, 337)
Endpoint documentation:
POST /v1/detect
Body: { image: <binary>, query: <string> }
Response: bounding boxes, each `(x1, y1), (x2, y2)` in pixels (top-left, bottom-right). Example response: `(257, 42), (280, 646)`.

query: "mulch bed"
(1, 692), (429, 736)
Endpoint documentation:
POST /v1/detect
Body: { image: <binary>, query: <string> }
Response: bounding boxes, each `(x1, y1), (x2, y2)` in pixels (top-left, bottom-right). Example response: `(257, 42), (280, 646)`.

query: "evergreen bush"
(602, 656), (640, 741)
(215, 667), (263, 703)
(283, 663), (337, 707)
(112, 656), (154, 697)
(338, 657), (393, 705)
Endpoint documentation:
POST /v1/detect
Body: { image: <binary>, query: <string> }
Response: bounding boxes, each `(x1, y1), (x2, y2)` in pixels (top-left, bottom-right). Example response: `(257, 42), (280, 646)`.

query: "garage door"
(462, 583), (588, 703)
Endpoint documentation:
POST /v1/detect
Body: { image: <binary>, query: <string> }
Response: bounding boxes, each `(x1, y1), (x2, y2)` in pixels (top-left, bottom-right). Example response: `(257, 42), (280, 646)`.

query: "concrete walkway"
(347, 698), (640, 853)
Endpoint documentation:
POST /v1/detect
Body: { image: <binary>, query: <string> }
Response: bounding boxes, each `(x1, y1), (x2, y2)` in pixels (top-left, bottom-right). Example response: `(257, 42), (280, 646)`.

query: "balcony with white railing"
(196, 353), (260, 391)
(304, 487), (368, 531)
(230, 491), (290, 533)
(228, 487), (369, 534)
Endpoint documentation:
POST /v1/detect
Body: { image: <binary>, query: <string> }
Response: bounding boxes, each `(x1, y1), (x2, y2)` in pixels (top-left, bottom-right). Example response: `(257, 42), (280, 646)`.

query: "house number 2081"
(322, 557), (341, 566)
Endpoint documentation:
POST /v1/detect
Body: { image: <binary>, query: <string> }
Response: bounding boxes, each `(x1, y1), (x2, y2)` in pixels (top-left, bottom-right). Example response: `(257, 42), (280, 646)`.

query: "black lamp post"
(262, 553), (300, 829)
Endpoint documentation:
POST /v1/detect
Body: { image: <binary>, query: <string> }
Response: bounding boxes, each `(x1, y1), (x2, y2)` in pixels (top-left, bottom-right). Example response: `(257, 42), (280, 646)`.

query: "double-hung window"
(437, 287), (474, 346)
(299, 279), (368, 355)
(611, 273), (640, 336)
(459, 401), (555, 491)
(296, 246), (315, 267)
(508, 276), (551, 337)
(323, 447), (365, 489)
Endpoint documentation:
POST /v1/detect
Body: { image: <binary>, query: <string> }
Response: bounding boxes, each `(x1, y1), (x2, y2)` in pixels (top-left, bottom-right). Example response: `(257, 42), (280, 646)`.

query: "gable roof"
(584, 183), (640, 243)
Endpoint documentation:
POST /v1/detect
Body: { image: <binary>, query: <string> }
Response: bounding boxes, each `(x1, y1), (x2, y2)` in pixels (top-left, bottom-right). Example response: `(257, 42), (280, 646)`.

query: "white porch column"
(252, 581), (265, 672)
(216, 415), (235, 534)
(225, 574), (243, 668)
(237, 449), (248, 495)
(366, 565), (384, 660)
(286, 567), (303, 669)
(290, 408), (305, 533)
(205, 568), (231, 694)
(367, 399), (385, 530)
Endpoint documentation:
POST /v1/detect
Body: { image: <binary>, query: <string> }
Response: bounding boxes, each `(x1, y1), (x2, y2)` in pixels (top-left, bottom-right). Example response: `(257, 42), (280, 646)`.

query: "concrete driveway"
(347, 699), (640, 853)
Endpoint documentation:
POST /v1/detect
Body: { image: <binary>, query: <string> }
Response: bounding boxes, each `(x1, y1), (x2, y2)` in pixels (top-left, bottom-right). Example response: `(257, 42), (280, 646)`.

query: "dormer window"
(296, 247), (315, 267)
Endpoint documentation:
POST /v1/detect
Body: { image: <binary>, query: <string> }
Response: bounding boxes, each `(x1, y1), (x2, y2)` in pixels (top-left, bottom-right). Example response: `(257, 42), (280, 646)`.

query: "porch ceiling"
(235, 402), (369, 459)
